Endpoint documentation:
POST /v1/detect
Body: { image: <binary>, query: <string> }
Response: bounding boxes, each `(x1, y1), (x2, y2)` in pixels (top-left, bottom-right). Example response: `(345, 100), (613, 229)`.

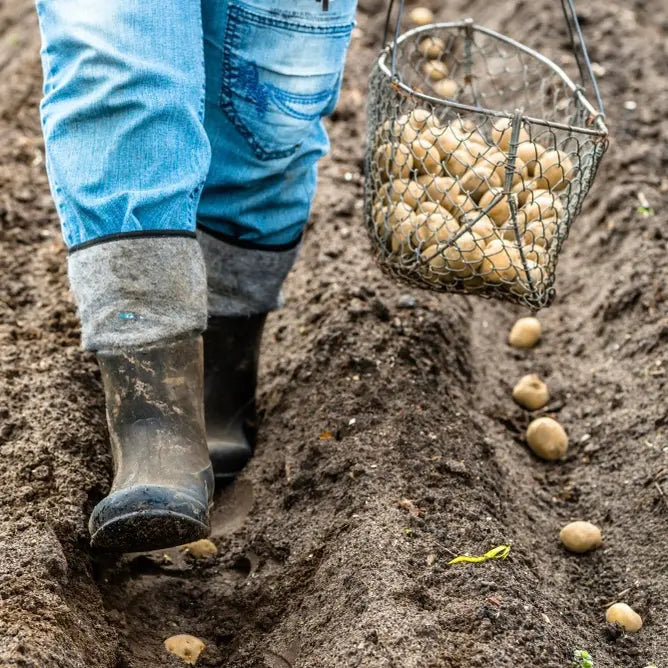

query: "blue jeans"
(36, 0), (357, 250)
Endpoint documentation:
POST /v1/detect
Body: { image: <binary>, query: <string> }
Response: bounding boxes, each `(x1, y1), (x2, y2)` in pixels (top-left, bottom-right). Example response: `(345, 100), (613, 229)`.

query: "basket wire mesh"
(365, 6), (609, 309)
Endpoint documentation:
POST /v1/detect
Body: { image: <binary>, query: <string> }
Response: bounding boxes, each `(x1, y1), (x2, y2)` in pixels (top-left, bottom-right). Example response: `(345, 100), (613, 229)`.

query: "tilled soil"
(1, 0), (667, 666)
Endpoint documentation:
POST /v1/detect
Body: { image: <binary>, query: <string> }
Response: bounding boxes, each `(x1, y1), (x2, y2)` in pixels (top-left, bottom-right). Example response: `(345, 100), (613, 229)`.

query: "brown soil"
(1, 0), (667, 666)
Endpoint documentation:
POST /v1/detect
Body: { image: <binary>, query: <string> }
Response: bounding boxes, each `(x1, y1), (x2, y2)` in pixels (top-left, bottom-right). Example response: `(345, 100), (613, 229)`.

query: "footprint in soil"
(210, 477), (254, 538)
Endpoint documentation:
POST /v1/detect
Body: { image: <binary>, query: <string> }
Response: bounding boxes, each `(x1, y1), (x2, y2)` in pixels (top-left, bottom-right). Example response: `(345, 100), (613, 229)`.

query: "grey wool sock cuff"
(198, 229), (300, 317)
(68, 235), (207, 351)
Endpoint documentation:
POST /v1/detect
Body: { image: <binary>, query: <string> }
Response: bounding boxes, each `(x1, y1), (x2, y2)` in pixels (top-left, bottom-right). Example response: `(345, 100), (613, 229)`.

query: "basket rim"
(377, 19), (609, 138)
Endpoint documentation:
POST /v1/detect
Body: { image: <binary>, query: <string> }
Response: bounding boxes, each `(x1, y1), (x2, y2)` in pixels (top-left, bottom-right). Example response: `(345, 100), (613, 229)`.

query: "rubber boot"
(203, 314), (266, 483)
(89, 335), (215, 552)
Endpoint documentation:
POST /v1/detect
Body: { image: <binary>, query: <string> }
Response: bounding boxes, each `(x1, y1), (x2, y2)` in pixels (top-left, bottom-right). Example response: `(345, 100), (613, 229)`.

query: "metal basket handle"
(382, 0), (605, 117)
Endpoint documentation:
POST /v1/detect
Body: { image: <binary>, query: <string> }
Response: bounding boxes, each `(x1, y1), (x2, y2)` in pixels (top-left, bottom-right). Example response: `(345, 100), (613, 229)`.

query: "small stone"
(623, 100), (637, 111)
(397, 295), (417, 309)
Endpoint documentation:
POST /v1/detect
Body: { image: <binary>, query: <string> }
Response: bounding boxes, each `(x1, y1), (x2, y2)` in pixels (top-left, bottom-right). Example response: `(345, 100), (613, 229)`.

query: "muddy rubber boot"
(89, 335), (215, 553)
(203, 314), (266, 483)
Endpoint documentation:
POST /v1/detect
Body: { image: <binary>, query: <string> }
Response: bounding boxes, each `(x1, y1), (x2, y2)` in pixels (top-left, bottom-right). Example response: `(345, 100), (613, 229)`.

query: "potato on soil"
(422, 60), (449, 81)
(409, 6), (434, 25)
(512, 374), (549, 410)
(164, 635), (205, 666)
(606, 603), (643, 633)
(508, 316), (542, 348)
(418, 35), (445, 58)
(491, 118), (530, 152)
(375, 142), (414, 180)
(433, 78), (458, 98)
(181, 539), (217, 558)
(559, 521), (602, 553)
(526, 416), (568, 460)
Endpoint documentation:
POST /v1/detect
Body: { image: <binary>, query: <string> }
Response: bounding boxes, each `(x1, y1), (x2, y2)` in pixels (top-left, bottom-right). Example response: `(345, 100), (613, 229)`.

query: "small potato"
(388, 201), (415, 228)
(418, 36), (445, 58)
(384, 178), (425, 209)
(447, 193), (478, 219)
(408, 108), (438, 132)
(525, 218), (557, 248)
(423, 60), (449, 81)
(409, 6), (434, 25)
(606, 603), (643, 633)
(508, 316), (542, 348)
(408, 137), (443, 175)
(458, 162), (503, 201)
(478, 239), (519, 283)
(534, 149), (575, 191)
(526, 416), (568, 461)
(417, 201), (450, 217)
(559, 521), (603, 553)
(164, 635), (205, 666)
(373, 205), (389, 236)
(512, 374), (549, 410)
(462, 213), (495, 242)
(444, 146), (479, 177)
(511, 260), (544, 295)
(433, 78), (458, 98)
(523, 245), (548, 266)
(516, 141), (545, 170)
(425, 176), (460, 206)
(384, 114), (420, 144)
(391, 218), (417, 254)
(519, 193), (564, 225)
(449, 231), (486, 268)
(449, 118), (487, 147)
(414, 211), (459, 247)
(491, 118), (530, 152)
(478, 188), (511, 225)
(375, 143), (414, 180)
(181, 539), (218, 559)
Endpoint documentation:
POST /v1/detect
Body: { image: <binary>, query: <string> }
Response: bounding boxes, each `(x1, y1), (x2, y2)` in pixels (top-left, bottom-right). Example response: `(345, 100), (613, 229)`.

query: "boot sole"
(90, 509), (209, 553)
(89, 485), (210, 553)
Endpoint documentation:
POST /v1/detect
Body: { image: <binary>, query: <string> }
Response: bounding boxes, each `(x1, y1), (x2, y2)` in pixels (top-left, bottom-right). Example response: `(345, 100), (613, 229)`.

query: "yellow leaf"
(448, 544), (511, 565)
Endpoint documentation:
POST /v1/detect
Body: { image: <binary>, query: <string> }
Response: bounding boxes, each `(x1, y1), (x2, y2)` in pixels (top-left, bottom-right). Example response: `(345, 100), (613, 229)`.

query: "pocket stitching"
(219, 2), (353, 161)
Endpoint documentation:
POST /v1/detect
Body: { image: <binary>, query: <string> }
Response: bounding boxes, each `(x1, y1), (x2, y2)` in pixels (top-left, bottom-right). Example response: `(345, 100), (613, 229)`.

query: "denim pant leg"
(197, 0), (357, 317)
(35, 0), (211, 350)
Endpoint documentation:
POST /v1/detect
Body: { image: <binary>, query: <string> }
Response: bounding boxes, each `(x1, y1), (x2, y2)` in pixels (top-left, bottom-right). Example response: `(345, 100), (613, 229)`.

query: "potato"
(519, 193), (564, 224)
(458, 162), (503, 201)
(413, 211), (458, 247)
(373, 205), (389, 236)
(383, 115), (419, 144)
(418, 36), (445, 58)
(425, 176), (460, 209)
(477, 151), (526, 189)
(516, 140), (545, 166)
(375, 143), (414, 180)
(445, 231), (485, 269)
(478, 188), (511, 225)
(409, 6), (434, 25)
(408, 137), (443, 175)
(525, 218), (557, 248)
(433, 78), (458, 98)
(409, 108), (438, 132)
(534, 149), (575, 191)
(423, 60), (449, 82)
(449, 118), (487, 147)
(606, 603), (643, 633)
(491, 118), (530, 152)
(417, 201), (450, 217)
(391, 218), (417, 254)
(478, 239), (519, 282)
(559, 521), (603, 553)
(181, 539), (217, 558)
(421, 246), (455, 281)
(523, 245), (548, 266)
(383, 178), (425, 209)
(526, 417), (568, 460)
(462, 213), (495, 242)
(511, 260), (544, 295)
(512, 374), (549, 410)
(447, 193), (478, 219)
(512, 183), (551, 207)
(388, 201), (414, 228)
(508, 316), (542, 348)
(164, 635), (205, 665)
(444, 146), (478, 177)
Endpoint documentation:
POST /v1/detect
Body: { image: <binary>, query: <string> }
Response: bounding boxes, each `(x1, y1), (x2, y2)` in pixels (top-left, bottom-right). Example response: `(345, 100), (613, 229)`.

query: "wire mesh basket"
(364, 1), (609, 308)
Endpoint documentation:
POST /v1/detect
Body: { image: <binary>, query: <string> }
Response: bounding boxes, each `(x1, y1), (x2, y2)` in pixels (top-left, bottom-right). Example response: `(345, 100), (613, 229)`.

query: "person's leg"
(198, 0), (357, 480)
(35, 0), (215, 550)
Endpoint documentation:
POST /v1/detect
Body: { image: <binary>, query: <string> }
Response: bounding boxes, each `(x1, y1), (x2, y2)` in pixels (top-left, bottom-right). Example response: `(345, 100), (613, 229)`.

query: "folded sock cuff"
(198, 228), (300, 317)
(68, 236), (207, 351)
